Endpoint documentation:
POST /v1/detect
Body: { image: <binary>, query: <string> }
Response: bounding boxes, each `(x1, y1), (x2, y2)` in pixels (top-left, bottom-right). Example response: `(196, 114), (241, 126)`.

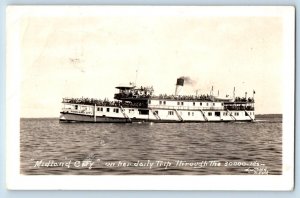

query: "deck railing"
(61, 108), (93, 115)
(224, 106), (254, 111)
(148, 105), (225, 111)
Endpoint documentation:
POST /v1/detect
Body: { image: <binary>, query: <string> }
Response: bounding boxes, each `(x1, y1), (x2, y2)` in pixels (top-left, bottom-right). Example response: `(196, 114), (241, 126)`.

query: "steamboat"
(59, 77), (255, 123)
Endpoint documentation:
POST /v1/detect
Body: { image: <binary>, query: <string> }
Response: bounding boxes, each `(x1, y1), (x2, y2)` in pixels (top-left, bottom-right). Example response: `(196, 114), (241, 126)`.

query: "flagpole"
(233, 87), (235, 101)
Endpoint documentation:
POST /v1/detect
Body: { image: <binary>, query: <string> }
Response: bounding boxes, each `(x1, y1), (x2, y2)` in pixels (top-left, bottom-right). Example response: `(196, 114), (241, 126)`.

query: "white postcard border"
(6, 6), (295, 190)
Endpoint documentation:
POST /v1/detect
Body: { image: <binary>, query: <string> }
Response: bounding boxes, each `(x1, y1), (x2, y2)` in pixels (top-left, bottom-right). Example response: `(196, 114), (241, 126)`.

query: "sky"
(8, 6), (287, 117)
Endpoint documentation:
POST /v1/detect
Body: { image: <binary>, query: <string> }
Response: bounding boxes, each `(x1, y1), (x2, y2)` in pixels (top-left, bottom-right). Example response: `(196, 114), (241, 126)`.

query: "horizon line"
(20, 113), (283, 119)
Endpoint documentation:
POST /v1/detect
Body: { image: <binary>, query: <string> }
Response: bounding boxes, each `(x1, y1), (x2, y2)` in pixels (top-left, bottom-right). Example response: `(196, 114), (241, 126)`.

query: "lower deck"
(60, 104), (255, 123)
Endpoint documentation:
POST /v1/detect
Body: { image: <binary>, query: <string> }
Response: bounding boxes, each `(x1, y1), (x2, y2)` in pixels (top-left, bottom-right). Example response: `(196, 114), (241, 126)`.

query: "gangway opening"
(150, 109), (161, 120)
(227, 109), (236, 121)
(174, 109), (183, 122)
(244, 110), (254, 121)
(120, 106), (132, 122)
(199, 109), (208, 121)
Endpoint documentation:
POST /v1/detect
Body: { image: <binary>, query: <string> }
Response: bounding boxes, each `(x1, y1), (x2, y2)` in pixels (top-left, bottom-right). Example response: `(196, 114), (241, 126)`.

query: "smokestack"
(175, 78), (184, 95)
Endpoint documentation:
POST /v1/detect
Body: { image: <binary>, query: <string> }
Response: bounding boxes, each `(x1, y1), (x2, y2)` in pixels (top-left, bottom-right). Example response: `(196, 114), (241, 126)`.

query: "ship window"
(215, 112), (220, 117)
(168, 111), (174, 115)
(113, 108), (119, 113)
(200, 102), (202, 106)
(163, 101), (166, 105)
(159, 101), (162, 105)
(193, 102), (195, 106)
(107, 108), (110, 112)
(206, 103), (209, 106)
(213, 103), (215, 106)
(192, 112), (194, 116)
(188, 112), (190, 116)
(221, 103), (224, 106)
(97, 107), (100, 111)
(177, 102), (180, 105)
(75, 105), (78, 110)
(181, 102), (184, 105)
(208, 112), (212, 116)
(100, 107), (103, 111)
(148, 100), (151, 104)
(138, 109), (149, 115)
(223, 112), (226, 116)
(237, 112), (239, 116)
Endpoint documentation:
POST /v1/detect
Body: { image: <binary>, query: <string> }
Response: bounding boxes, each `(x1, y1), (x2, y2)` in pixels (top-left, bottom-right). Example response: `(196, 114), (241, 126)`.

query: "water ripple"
(20, 115), (282, 175)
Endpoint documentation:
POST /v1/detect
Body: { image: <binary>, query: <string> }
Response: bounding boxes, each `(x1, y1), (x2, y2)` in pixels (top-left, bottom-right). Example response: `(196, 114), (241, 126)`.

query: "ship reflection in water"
(20, 114), (282, 175)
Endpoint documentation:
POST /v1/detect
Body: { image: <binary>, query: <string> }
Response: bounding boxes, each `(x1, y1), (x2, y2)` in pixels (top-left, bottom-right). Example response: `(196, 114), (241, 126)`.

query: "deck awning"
(115, 86), (135, 90)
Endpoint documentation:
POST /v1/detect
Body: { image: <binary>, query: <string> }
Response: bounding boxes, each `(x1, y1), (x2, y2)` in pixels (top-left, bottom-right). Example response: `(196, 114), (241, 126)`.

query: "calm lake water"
(20, 115), (282, 175)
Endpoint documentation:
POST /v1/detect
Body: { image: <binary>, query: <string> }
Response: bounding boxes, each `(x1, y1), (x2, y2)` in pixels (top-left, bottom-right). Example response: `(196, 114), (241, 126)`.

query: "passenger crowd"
(114, 93), (151, 99)
(62, 97), (147, 108)
(115, 92), (254, 103)
(155, 94), (213, 101)
(115, 86), (255, 103)
(63, 97), (120, 106)
(63, 94), (254, 107)
(115, 92), (214, 101)
(234, 97), (255, 103)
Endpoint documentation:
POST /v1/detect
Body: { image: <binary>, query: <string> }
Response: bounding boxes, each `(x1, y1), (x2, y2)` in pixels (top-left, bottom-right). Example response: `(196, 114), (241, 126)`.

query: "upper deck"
(114, 90), (254, 103)
(62, 94), (255, 111)
(62, 80), (255, 111)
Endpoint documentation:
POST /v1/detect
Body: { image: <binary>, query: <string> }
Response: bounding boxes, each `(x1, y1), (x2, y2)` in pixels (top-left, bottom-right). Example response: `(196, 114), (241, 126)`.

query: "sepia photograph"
(6, 6), (294, 190)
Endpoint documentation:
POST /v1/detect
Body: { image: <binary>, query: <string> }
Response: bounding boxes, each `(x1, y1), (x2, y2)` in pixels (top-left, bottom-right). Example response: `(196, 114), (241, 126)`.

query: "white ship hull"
(59, 104), (255, 123)
(60, 77), (255, 123)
